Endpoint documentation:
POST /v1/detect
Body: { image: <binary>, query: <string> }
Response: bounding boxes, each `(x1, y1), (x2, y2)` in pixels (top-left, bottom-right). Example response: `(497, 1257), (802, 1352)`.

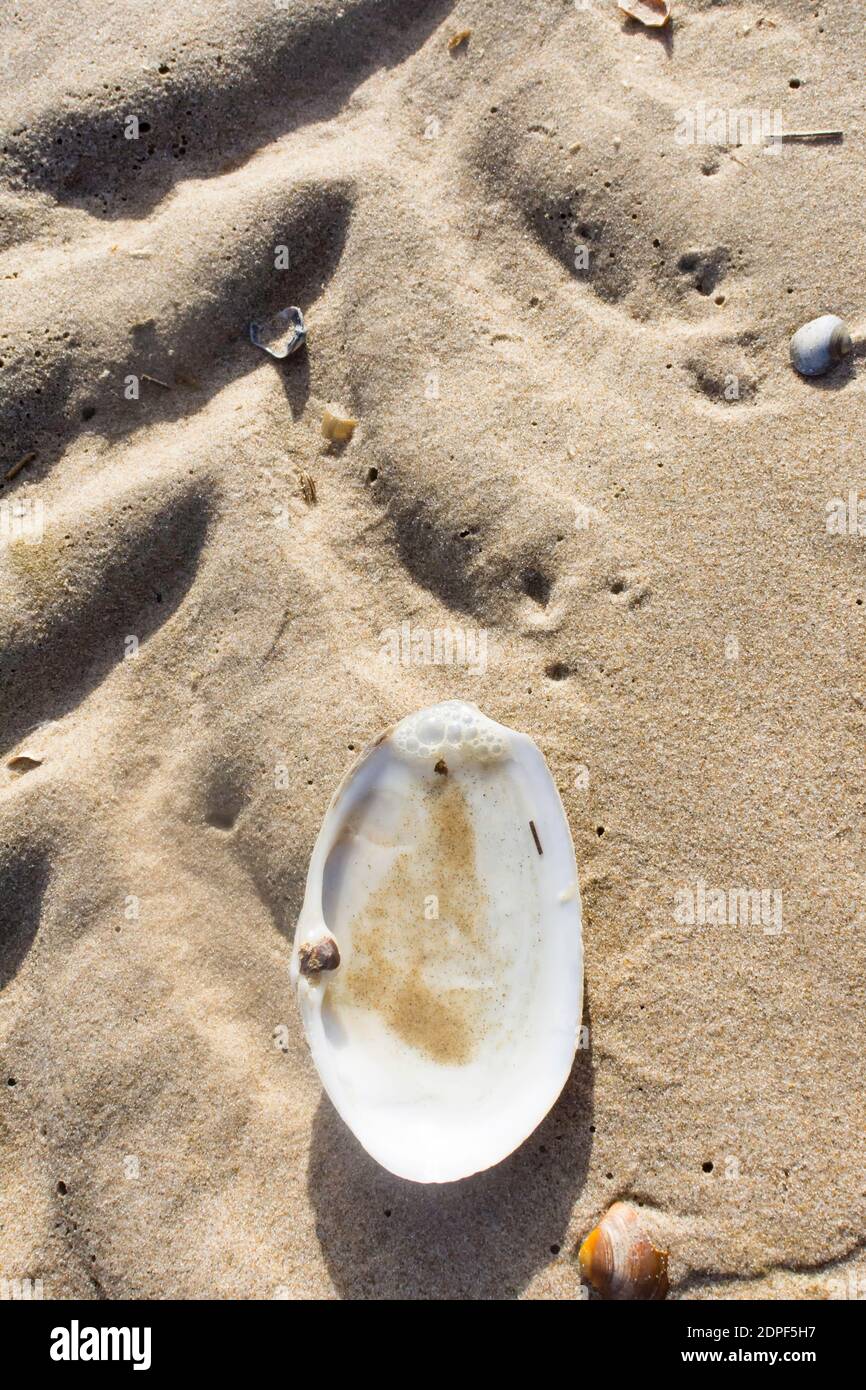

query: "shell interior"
(290, 701), (583, 1183)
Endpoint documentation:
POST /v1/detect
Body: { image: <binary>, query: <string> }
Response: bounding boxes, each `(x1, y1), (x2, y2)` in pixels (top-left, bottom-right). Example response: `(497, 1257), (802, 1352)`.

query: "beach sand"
(1, 0), (864, 1299)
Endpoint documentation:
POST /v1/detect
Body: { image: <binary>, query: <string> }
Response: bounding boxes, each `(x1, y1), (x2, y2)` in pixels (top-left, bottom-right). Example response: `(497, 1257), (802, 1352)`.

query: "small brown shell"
(321, 407), (358, 443)
(578, 1202), (669, 1300)
(7, 754), (43, 775)
(617, 0), (671, 26)
(298, 936), (341, 976)
(296, 468), (317, 506)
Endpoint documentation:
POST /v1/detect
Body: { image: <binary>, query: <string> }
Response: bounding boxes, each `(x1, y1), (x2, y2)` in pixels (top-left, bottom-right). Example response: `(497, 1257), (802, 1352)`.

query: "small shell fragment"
(7, 754), (43, 775)
(579, 1202), (669, 1300)
(250, 306), (306, 359)
(321, 406), (358, 443)
(789, 314), (853, 378)
(617, 0), (671, 25)
(296, 469), (317, 506)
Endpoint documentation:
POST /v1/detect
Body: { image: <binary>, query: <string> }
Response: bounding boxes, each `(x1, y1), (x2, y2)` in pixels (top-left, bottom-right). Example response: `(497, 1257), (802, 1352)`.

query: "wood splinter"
(768, 129), (844, 144)
(2, 450), (38, 485)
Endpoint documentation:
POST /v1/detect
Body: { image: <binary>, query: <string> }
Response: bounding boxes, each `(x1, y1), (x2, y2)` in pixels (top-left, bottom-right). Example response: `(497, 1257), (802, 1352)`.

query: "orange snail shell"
(578, 1202), (669, 1300)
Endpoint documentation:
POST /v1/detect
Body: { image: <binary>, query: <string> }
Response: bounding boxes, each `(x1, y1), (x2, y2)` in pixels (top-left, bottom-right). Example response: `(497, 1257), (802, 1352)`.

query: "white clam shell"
(789, 314), (852, 377)
(290, 700), (584, 1183)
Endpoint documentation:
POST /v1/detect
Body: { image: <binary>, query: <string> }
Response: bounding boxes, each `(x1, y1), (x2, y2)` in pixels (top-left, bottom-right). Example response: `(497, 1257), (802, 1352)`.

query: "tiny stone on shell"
(299, 937), (341, 976)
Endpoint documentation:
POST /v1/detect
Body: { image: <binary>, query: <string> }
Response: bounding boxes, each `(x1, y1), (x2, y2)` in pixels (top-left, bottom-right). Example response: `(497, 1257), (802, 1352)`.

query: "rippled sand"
(1, 0), (864, 1299)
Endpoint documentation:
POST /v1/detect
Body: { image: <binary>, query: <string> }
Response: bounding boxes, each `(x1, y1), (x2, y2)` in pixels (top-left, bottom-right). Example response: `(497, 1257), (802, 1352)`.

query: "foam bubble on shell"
(392, 700), (509, 762)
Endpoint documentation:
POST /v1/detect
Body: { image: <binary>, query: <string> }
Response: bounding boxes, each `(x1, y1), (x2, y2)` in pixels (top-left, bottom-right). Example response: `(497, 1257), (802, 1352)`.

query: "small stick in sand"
(2, 450), (38, 484)
(769, 130), (844, 144)
(141, 373), (172, 389)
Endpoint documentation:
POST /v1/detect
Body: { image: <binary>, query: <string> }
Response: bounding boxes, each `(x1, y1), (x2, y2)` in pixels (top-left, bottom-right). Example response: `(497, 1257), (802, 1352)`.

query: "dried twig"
(2, 450), (37, 484)
(771, 129), (844, 143)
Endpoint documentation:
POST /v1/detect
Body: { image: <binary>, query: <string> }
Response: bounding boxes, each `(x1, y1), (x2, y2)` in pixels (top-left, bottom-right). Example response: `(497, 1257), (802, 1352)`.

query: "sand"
(1, 0), (864, 1300)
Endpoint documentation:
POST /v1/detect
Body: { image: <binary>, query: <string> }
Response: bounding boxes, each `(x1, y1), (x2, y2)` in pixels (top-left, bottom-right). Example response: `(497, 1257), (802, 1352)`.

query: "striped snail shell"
(578, 1201), (669, 1300)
